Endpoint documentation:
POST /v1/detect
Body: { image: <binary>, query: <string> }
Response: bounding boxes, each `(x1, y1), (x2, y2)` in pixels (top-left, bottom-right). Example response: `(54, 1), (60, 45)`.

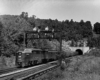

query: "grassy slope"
(63, 56), (100, 80)
(34, 54), (100, 80)
(0, 56), (15, 70)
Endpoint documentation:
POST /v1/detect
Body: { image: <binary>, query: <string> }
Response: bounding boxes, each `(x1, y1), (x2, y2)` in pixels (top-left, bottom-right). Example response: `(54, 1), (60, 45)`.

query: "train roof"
(18, 48), (42, 53)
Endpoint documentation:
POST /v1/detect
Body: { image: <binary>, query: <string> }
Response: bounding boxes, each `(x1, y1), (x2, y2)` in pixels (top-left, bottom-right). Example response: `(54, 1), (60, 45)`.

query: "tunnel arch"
(76, 49), (83, 55)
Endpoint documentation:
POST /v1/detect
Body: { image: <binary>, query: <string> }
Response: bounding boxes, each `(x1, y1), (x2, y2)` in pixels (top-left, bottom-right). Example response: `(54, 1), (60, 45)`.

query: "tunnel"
(75, 49), (83, 55)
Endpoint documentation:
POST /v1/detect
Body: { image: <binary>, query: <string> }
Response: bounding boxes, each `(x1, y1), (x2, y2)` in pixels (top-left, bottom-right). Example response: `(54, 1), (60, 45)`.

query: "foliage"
(0, 15), (32, 56)
(88, 36), (100, 48)
(0, 22), (3, 56)
(20, 12), (28, 20)
(0, 12), (94, 56)
(86, 48), (100, 57)
(93, 22), (100, 34)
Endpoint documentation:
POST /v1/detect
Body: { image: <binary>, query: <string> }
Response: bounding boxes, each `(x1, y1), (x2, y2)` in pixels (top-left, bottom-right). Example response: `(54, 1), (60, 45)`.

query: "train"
(15, 48), (59, 68)
(15, 29), (85, 68)
(15, 47), (84, 68)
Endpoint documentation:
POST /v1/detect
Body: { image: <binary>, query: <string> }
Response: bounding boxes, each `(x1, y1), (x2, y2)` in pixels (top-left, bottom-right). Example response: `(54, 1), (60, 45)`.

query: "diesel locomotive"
(16, 48), (59, 68)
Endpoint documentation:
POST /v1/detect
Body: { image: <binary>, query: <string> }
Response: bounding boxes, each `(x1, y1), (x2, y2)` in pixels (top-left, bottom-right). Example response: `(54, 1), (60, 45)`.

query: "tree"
(20, 12), (28, 20)
(0, 15), (32, 56)
(0, 22), (3, 56)
(79, 20), (85, 26)
(28, 16), (36, 27)
(93, 22), (100, 34)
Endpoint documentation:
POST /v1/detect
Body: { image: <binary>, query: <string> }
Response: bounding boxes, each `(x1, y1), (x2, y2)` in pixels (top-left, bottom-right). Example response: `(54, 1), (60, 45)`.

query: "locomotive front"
(16, 48), (44, 67)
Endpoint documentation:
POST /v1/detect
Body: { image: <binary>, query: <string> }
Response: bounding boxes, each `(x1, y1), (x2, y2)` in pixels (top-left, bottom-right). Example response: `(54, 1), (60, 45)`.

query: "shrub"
(86, 48), (100, 57)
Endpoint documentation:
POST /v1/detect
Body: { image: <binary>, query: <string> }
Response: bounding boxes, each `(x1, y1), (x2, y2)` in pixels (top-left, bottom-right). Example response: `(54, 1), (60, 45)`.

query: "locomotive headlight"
(45, 26), (49, 31)
(18, 56), (21, 57)
(18, 52), (22, 57)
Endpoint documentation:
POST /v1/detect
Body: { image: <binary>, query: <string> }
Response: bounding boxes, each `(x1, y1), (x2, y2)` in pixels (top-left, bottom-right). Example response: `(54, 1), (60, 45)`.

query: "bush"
(0, 56), (15, 70)
(86, 48), (100, 57)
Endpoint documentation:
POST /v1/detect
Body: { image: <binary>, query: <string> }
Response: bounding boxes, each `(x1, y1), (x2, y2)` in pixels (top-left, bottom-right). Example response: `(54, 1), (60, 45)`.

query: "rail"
(0, 61), (58, 80)
(17, 65), (59, 80)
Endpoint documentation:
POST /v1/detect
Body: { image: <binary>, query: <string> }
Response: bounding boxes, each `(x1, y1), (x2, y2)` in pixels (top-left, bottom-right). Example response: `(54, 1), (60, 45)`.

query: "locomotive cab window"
(18, 52), (22, 56)
(18, 52), (22, 54)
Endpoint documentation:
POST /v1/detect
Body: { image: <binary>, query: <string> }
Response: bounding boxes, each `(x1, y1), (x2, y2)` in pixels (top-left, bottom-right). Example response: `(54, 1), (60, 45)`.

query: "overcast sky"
(0, 0), (100, 25)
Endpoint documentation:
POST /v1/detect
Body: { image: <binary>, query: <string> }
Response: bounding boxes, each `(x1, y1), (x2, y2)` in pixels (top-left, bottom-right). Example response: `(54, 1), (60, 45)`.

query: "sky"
(0, 0), (100, 25)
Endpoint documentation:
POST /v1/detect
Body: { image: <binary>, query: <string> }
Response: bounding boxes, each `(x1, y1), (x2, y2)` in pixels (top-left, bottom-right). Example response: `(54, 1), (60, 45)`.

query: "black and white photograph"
(0, 0), (100, 80)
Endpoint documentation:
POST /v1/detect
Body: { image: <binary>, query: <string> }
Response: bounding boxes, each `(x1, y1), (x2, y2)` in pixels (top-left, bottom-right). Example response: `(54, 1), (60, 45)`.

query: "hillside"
(34, 53), (100, 80)
(0, 14), (93, 56)
(0, 15), (32, 56)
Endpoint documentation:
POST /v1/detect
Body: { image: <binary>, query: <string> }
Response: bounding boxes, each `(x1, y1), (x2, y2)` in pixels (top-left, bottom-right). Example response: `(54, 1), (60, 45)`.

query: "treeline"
(0, 12), (100, 56)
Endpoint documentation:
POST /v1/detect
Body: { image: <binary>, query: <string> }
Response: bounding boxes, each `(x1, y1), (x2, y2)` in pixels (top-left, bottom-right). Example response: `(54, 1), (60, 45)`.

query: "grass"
(0, 56), (15, 70)
(63, 55), (100, 80)
(34, 51), (100, 80)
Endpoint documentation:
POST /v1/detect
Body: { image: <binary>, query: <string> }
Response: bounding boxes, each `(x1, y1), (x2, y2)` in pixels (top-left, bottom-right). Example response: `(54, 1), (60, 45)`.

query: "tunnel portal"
(76, 49), (83, 55)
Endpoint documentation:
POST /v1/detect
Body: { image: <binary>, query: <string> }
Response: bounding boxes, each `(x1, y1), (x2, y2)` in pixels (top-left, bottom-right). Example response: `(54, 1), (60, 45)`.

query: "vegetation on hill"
(0, 12), (100, 56)
(0, 15), (32, 56)
(34, 54), (100, 80)
(93, 22), (100, 34)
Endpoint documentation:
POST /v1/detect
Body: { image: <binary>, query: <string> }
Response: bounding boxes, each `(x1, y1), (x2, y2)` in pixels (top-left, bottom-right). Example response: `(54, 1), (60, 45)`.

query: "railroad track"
(17, 65), (59, 80)
(0, 61), (57, 75)
(0, 61), (58, 80)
